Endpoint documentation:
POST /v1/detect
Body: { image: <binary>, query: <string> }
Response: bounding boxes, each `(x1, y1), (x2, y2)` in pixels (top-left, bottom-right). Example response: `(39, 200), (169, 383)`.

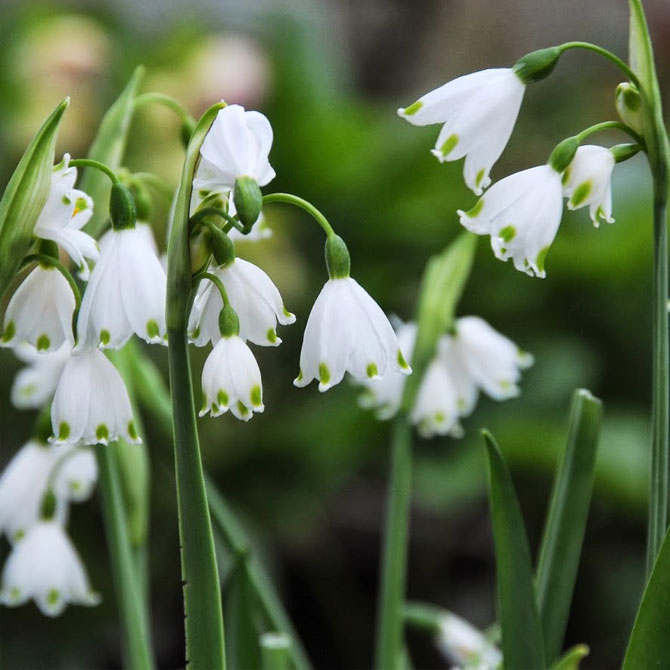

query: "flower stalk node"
(218, 304), (240, 338)
(513, 46), (562, 84)
(233, 176), (262, 232)
(109, 182), (137, 231)
(325, 234), (351, 279)
(549, 137), (580, 173)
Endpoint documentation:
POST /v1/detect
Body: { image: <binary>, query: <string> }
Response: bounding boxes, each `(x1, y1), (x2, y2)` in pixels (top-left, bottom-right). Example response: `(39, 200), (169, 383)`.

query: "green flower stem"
(575, 120), (644, 147)
(134, 92), (196, 129)
(262, 193), (335, 237)
(375, 418), (413, 670)
(190, 207), (244, 234)
(96, 443), (154, 670)
(558, 41), (641, 88)
(69, 158), (119, 185)
(20, 253), (81, 310)
(195, 271), (230, 304)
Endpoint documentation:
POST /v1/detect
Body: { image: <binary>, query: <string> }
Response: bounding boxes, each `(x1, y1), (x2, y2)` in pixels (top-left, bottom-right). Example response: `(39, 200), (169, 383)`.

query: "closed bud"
(109, 182), (137, 230)
(548, 136), (580, 174)
(218, 303), (240, 337)
(233, 176), (262, 232)
(615, 82), (643, 134)
(512, 46), (561, 84)
(325, 234), (351, 279)
(209, 228), (235, 267)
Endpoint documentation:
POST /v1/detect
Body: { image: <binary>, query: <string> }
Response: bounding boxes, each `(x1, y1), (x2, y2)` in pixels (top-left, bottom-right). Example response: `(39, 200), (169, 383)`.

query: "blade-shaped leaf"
(535, 389), (602, 663)
(623, 525), (670, 668)
(551, 644), (589, 670)
(80, 66), (145, 238)
(483, 431), (546, 670)
(0, 98), (68, 297)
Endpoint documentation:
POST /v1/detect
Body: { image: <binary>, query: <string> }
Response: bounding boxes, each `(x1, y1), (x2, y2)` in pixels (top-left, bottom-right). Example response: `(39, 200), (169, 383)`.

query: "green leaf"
(550, 644), (589, 670)
(223, 555), (262, 670)
(80, 67), (145, 238)
(535, 389), (602, 663)
(483, 431), (546, 670)
(628, 0), (656, 95)
(0, 98), (68, 297)
(401, 232), (476, 411)
(623, 525), (670, 668)
(260, 634), (292, 670)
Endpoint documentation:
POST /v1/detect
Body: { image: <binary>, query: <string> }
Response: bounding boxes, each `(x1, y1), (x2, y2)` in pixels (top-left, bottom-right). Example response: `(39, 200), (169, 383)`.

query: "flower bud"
(233, 176), (262, 232)
(325, 234), (351, 279)
(109, 182), (137, 230)
(548, 136), (580, 174)
(209, 228), (235, 267)
(218, 303), (240, 337)
(615, 82), (643, 134)
(512, 46), (561, 84)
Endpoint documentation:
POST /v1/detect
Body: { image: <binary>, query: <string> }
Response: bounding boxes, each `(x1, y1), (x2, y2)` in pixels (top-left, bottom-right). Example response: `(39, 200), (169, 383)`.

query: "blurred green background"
(0, 1), (668, 667)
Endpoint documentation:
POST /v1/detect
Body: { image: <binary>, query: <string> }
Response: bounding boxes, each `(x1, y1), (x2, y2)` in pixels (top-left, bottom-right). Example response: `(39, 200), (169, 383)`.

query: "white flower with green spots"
(398, 69), (525, 195)
(199, 335), (264, 421)
(76, 226), (167, 349)
(192, 104), (275, 210)
(50, 347), (140, 446)
(0, 441), (66, 543)
(33, 154), (98, 280)
(452, 316), (533, 400)
(0, 520), (100, 617)
(563, 145), (616, 226)
(295, 278), (411, 392)
(189, 259), (295, 347)
(1, 265), (75, 352)
(436, 611), (502, 670)
(10, 342), (71, 410)
(458, 164), (563, 278)
(53, 448), (97, 503)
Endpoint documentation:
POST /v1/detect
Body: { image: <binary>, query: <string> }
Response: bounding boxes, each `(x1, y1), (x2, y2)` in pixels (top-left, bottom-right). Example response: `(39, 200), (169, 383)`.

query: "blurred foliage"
(0, 1), (664, 668)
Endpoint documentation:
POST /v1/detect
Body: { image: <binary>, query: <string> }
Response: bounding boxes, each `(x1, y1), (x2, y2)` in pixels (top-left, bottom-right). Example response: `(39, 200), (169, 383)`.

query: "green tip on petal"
(465, 198), (484, 219)
(36, 334), (51, 351)
(536, 246), (550, 275)
(127, 420), (139, 441)
(439, 134), (459, 158)
(402, 100), (423, 116)
(47, 589), (60, 607)
(366, 362), (379, 378)
(475, 168), (486, 189)
(99, 329), (110, 346)
(397, 349), (410, 370)
(319, 362), (331, 386)
(295, 370), (304, 383)
(96, 424), (109, 442)
(146, 319), (160, 339)
(250, 385), (262, 407)
(217, 390), (229, 407)
(267, 328), (278, 344)
(58, 421), (70, 441)
(2, 321), (16, 343)
(569, 181), (592, 208)
(499, 225), (516, 243)
(236, 401), (250, 417)
(435, 411), (445, 424)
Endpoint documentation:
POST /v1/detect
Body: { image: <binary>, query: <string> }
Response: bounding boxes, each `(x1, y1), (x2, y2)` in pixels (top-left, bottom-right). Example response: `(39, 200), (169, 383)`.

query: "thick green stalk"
(627, 0), (670, 576)
(375, 419), (413, 670)
(96, 443), (154, 670)
(166, 102), (227, 669)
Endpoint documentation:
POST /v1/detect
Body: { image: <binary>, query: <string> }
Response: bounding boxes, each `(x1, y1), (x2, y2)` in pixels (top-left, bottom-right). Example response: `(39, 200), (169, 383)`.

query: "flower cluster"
(399, 59), (629, 277)
(358, 316), (532, 438)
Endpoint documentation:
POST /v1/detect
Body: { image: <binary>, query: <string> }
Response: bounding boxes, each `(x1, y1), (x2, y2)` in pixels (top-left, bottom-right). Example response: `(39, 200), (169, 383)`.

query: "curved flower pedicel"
(189, 258), (295, 347)
(563, 144), (616, 225)
(295, 236), (411, 391)
(458, 164), (564, 278)
(76, 226), (167, 349)
(33, 154), (98, 280)
(50, 346), (139, 446)
(398, 69), (525, 194)
(1, 264), (75, 352)
(0, 520), (100, 617)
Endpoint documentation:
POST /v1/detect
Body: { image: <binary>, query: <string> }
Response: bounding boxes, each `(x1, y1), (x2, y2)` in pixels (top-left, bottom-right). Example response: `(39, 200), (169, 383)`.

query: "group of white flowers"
(399, 64), (630, 277)
(0, 77), (540, 616)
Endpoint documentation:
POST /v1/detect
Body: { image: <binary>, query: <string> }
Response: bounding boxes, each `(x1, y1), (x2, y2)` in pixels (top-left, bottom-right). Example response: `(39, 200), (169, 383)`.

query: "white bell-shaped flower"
(410, 345), (463, 439)
(189, 258), (295, 347)
(50, 346), (140, 446)
(452, 316), (533, 400)
(0, 520), (100, 616)
(436, 611), (502, 670)
(76, 226), (167, 349)
(33, 154), (98, 279)
(193, 104), (275, 200)
(0, 441), (66, 542)
(53, 448), (97, 503)
(1, 264), (75, 352)
(199, 335), (264, 421)
(357, 319), (416, 420)
(11, 342), (71, 409)
(398, 69), (525, 194)
(458, 164), (563, 278)
(295, 277), (411, 391)
(563, 145), (616, 226)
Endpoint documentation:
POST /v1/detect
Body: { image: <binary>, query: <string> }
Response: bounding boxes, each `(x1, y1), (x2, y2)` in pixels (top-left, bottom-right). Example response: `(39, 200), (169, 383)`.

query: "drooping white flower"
(358, 320), (417, 420)
(53, 448), (97, 503)
(398, 69), (525, 194)
(76, 226), (167, 349)
(199, 335), (264, 421)
(33, 154), (98, 280)
(452, 316), (533, 400)
(50, 346), (140, 446)
(563, 145), (616, 226)
(11, 342), (71, 409)
(1, 264), (75, 352)
(192, 104), (275, 204)
(436, 611), (502, 670)
(189, 258), (295, 347)
(295, 277), (411, 391)
(0, 441), (67, 542)
(410, 338), (464, 439)
(458, 164), (563, 278)
(0, 520), (100, 616)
